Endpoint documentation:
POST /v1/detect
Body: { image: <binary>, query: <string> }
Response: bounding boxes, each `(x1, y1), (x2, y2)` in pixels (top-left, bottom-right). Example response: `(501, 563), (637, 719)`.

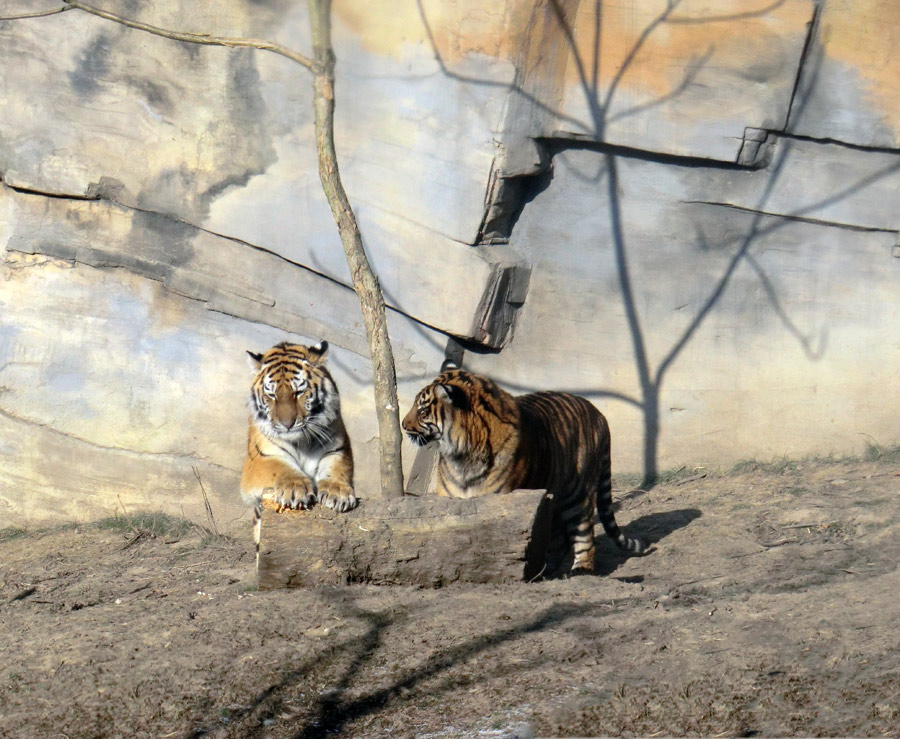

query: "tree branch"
(0, 6), (72, 20)
(60, 0), (315, 70)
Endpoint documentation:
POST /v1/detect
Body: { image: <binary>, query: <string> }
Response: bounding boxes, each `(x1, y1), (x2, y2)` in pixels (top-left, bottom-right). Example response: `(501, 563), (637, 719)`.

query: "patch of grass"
(617, 442), (900, 489)
(613, 465), (705, 490)
(658, 466), (709, 484)
(863, 441), (900, 464)
(0, 526), (28, 543)
(612, 472), (646, 490)
(730, 456), (806, 475)
(731, 442), (900, 477)
(197, 530), (235, 548)
(94, 511), (196, 539)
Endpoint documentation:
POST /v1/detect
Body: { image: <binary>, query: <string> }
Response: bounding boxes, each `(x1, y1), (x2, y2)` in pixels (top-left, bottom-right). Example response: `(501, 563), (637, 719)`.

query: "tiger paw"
(316, 480), (358, 513)
(265, 474), (316, 512)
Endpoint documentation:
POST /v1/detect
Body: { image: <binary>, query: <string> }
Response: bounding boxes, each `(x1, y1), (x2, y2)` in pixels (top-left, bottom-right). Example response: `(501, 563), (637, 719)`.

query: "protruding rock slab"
(257, 489), (552, 589)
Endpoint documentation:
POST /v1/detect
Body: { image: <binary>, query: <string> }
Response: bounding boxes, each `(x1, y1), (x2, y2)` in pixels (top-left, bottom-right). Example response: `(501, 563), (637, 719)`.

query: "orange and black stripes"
(403, 367), (648, 576)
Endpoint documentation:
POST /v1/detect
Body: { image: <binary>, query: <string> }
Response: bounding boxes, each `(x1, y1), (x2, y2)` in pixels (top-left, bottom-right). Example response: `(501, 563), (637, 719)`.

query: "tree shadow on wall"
(416, 0), (900, 488)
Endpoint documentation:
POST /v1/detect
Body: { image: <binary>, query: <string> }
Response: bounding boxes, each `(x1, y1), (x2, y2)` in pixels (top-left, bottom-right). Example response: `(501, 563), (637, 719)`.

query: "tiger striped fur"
(240, 341), (357, 559)
(402, 363), (647, 576)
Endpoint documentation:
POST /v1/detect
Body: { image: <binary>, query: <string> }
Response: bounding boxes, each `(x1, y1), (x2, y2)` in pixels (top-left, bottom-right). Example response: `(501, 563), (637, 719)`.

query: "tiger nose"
(274, 409), (297, 430)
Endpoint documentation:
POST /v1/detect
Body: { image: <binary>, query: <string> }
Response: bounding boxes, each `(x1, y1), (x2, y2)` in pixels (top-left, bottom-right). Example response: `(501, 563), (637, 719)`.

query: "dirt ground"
(2, 453), (900, 738)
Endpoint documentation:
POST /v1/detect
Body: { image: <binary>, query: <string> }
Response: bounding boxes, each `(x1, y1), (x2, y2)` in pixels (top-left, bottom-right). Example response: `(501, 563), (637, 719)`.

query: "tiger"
(402, 362), (648, 576)
(240, 341), (357, 557)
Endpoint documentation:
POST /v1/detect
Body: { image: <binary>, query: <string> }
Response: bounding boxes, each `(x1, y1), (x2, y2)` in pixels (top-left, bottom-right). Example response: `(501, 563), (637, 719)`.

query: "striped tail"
(598, 473), (649, 555)
(253, 501), (262, 567)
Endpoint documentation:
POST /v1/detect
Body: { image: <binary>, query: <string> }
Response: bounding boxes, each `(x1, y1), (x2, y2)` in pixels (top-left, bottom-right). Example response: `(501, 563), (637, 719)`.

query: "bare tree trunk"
(308, 0), (404, 499)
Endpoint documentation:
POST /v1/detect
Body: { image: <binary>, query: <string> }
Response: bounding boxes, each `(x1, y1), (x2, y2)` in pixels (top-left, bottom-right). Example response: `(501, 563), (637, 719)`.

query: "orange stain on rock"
(565, 0), (815, 101)
(332, 0), (818, 124)
(333, 0), (524, 63)
(814, 0), (900, 127)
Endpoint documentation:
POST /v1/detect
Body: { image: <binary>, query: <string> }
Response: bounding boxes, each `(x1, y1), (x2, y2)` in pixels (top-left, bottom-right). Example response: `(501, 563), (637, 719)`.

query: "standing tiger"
(241, 341), (357, 555)
(402, 363), (647, 576)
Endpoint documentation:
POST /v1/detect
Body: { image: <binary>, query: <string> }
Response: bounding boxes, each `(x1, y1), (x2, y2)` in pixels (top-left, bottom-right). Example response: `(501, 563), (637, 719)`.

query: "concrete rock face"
(0, 0), (897, 526)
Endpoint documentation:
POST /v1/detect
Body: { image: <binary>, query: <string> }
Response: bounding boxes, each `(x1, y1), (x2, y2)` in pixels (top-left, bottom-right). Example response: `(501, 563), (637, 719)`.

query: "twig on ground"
(673, 472), (708, 486)
(759, 538), (797, 548)
(193, 466), (219, 537)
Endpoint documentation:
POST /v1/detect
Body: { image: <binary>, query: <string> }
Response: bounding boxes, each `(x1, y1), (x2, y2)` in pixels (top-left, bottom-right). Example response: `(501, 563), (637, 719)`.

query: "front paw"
(317, 480), (358, 513)
(264, 474), (316, 512)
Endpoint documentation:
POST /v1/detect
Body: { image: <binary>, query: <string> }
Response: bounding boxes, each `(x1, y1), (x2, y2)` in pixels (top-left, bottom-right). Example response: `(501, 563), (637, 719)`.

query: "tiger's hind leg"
(544, 493), (596, 577)
(570, 516), (597, 573)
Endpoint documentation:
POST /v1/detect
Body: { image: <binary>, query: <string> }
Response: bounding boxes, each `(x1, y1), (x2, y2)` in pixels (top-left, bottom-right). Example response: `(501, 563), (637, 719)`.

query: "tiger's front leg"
(315, 451), (357, 513)
(241, 453), (317, 512)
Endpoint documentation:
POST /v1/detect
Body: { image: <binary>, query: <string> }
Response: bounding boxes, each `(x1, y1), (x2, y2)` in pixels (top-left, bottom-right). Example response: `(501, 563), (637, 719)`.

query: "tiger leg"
(315, 450), (358, 513)
(241, 453), (316, 512)
(544, 495), (596, 576)
(543, 525), (570, 578)
(570, 519), (597, 573)
(569, 491), (597, 573)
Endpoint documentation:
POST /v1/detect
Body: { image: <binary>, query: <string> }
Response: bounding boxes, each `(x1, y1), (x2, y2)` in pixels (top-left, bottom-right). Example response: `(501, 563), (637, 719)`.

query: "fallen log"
(257, 489), (552, 588)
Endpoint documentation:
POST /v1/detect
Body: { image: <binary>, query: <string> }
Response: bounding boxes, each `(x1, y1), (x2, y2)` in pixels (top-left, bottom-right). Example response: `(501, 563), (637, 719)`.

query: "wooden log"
(257, 489), (552, 589)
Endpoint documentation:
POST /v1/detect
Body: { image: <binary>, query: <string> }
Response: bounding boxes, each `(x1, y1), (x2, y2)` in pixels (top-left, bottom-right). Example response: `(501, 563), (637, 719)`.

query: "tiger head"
(402, 361), (515, 450)
(402, 363), (469, 448)
(247, 341), (339, 442)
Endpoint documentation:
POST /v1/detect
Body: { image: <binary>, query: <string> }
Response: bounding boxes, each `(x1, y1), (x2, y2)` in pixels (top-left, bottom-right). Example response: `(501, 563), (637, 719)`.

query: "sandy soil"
(2, 454), (899, 738)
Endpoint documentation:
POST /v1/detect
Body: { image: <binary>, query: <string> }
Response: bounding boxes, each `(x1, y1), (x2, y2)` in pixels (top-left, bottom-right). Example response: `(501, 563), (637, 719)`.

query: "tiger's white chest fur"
(262, 425), (348, 482)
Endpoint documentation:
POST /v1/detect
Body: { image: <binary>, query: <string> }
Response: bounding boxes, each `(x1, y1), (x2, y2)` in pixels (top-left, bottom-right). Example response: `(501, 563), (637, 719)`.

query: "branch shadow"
(290, 598), (587, 738)
(417, 0), (898, 491)
(186, 594), (618, 737)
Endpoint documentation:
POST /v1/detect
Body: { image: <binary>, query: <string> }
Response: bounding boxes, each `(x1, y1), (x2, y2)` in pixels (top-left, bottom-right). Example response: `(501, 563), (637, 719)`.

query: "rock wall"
(0, 0), (897, 526)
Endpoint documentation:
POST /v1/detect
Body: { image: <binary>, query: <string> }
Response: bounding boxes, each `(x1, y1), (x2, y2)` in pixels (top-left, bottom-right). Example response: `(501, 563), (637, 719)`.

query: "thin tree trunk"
(308, 0), (404, 499)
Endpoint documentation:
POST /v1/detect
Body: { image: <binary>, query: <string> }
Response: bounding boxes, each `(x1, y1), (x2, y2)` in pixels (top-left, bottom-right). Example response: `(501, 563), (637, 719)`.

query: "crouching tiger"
(402, 363), (648, 576)
(241, 341), (358, 555)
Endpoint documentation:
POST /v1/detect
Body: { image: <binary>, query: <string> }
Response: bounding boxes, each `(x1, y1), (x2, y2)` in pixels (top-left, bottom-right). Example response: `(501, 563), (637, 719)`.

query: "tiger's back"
(402, 367), (647, 576)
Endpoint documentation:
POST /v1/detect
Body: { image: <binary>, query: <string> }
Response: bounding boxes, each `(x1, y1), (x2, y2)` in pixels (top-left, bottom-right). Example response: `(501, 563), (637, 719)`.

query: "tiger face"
(247, 341), (339, 445)
(402, 362), (476, 447)
(402, 381), (451, 446)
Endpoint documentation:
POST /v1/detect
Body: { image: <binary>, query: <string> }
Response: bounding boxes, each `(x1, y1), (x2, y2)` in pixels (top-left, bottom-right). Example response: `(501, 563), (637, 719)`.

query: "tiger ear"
(246, 351), (263, 370)
(440, 358), (459, 373)
(308, 340), (329, 364)
(435, 383), (469, 410)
